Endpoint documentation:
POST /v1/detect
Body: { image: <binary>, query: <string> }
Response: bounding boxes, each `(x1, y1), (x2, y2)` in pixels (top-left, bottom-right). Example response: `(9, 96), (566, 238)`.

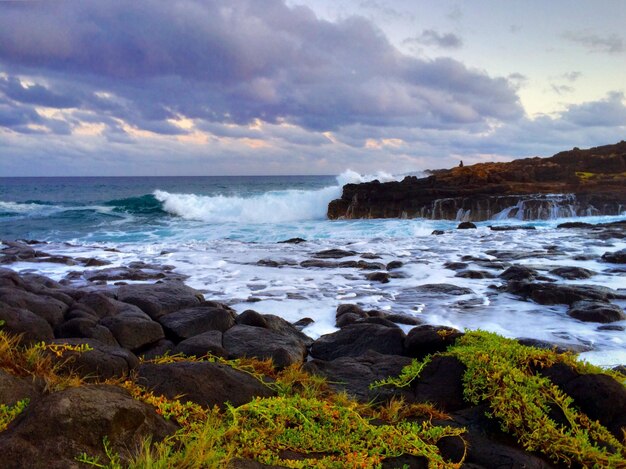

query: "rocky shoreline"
(0, 230), (625, 467)
(328, 142), (626, 221)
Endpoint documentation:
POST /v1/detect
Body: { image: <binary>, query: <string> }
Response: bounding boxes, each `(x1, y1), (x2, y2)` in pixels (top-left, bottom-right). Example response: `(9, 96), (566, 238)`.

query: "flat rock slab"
(137, 361), (275, 409)
(413, 283), (475, 296)
(310, 323), (405, 361)
(507, 281), (625, 305)
(0, 385), (177, 469)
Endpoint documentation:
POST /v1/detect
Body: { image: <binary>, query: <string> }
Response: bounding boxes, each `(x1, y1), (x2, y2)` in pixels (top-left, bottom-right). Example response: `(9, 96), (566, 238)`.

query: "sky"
(0, 0), (625, 176)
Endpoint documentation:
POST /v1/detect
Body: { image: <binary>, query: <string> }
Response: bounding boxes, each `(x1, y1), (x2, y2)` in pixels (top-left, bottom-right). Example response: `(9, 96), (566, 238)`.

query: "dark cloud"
(0, 0), (520, 137)
(406, 29), (463, 49)
(560, 91), (626, 127)
(563, 31), (624, 54)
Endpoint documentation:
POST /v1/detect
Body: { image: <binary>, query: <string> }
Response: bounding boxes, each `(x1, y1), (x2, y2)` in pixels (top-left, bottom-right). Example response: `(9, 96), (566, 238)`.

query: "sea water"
(1, 173), (625, 366)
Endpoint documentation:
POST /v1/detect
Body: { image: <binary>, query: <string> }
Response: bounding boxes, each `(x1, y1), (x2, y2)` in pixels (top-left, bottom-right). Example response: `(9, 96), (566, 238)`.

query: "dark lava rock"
(602, 248), (626, 263)
(114, 281), (204, 320)
(357, 260), (386, 270)
(223, 324), (308, 367)
(0, 287), (67, 328)
(236, 309), (269, 328)
(455, 269), (495, 279)
(489, 225), (536, 231)
(336, 312), (361, 328)
(361, 253), (382, 259)
(158, 305), (236, 341)
(386, 260), (404, 270)
(549, 266), (595, 279)
(292, 317), (314, 330)
(174, 330), (226, 357)
(431, 230), (445, 235)
(100, 313), (165, 351)
(598, 324), (625, 331)
(507, 282), (624, 305)
(278, 237), (306, 244)
(313, 249), (357, 259)
(54, 318), (118, 346)
(409, 355), (467, 412)
(366, 271), (390, 283)
(557, 222), (593, 229)
(0, 385), (177, 469)
(404, 325), (464, 359)
(137, 361), (275, 409)
(0, 304), (54, 343)
(413, 283), (474, 296)
(0, 369), (41, 406)
(310, 323), (405, 361)
(499, 265), (539, 281)
(568, 300), (626, 323)
(256, 259), (281, 267)
(516, 338), (592, 354)
(540, 363), (626, 438)
(139, 338), (175, 360)
(444, 261), (469, 271)
(304, 351), (413, 403)
(336, 303), (366, 318)
(385, 313), (422, 326)
(457, 222), (477, 229)
(299, 259), (337, 268)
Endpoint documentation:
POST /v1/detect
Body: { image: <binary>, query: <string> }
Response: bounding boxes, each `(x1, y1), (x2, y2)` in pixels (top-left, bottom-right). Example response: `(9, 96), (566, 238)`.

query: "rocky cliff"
(328, 141), (626, 221)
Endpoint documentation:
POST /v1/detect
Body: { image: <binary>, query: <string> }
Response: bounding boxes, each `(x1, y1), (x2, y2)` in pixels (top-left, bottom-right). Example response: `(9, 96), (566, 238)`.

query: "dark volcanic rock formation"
(328, 142), (626, 221)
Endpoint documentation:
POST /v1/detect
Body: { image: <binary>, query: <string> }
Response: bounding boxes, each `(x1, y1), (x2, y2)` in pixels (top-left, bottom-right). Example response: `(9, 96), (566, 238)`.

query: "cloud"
(406, 29), (463, 49)
(551, 84), (574, 95)
(0, 0), (520, 139)
(563, 31), (625, 54)
(562, 71), (582, 82)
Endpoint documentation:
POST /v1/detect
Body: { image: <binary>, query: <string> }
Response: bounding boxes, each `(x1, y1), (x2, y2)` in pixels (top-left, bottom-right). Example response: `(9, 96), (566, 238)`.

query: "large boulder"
(0, 304), (54, 343)
(404, 325), (464, 359)
(0, 370), (42, 406)
(99, 312), (165, 352)
(409, 355), (467, 412)
(0, 385), (177, 469)
(310, 323), (405, 361)
(602, 248), (626, 264)
(222, 324), (308, 367)
(137, 361), (275, 409)
(114, 282), (204, 319)
(174, 330), (226, 358)
(0, 287), (68, 328)
(158, 305), (236, 341)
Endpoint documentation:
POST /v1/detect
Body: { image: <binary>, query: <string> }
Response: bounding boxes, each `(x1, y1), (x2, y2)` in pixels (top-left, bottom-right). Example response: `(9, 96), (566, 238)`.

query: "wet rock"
(549, 266), (595, 279)
(444, 261), (469, 271)
(386, 260), (403, 270)
(598, 324), (625, 331)
(114, 282), (204, 320)
(404, 325), (464, 359)
(256, 259), (282, 267)
(0, 385), (177, 469)
(304, 351), (413, 403)
(455, 269), (495, 279)
(0, 304), (54, 343)
(49, 338), (139, 380)
(499, 265), (539, 281)
(313, 248), (357, 259)
(158, 305), (236, 341)
(516, 338), (592, 354)
(223, 324), (308, 367)
(431, 230), (445, 235)
(310, 323), (405, 361)
(366, 271), (390, 283)
(336, 303), (366, 318)
(174, 330), (226, 357)
(384, 313), (422, 326)
(137, 361), (275, 409)
(236, 309), (269, 328)
(300, 259), (337, 268)
(457, 222), (477, 229)
(361, 253), (382, 259)
(507, 282), (625, 305)
(413, 283), (474, 296)
(77, 257), (111, 267)
(278, 237), (306, 244)
(568, 301), (626, 323)
(602, 248), (626, 263)
(292, 317), (314, 330)
(336, 312), (361, 328)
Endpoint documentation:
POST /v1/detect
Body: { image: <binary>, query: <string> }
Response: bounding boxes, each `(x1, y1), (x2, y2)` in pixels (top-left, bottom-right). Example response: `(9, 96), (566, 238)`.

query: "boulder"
(158, 305), (236, 341)
(310, 323), (405, 361)
(174, 330), (226, 357)
(455, 270), (495, 279)
(54, 318), (118, 346)
(0, 287), (67, 328)
(0, 369), (41, 406)
(365, 271), (390, 283)
(602, 248), (626, 263)
(0, 385), (177, 469)
(114, 282), (204, 319)
(137, 361), (275, 409)
(457, 222), (477, 229)
(100, 313), (165, 351)
(568, 301), (626, 323)
(223, 324), (308, 367)
(49, 338), (139, 380)
(0, 304), (54, 343)
(304, 351), (413, 403)
(499, 265), (539, 281)
(409, 355), (467, 412)
(507, 282), (624, 305)
(404, 325), (464, 359)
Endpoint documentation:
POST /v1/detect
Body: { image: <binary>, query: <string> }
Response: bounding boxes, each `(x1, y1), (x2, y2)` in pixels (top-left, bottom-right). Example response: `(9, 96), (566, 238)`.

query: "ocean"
(1, 173), (625, 366)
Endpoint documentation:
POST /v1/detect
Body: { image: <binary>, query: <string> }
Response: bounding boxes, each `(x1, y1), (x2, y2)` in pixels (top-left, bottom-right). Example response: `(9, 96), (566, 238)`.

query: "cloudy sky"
(1, 0), (625, 176)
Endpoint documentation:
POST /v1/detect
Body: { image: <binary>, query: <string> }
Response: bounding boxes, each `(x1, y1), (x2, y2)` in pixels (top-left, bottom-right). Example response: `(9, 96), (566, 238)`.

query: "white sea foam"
(153, 169), (402, 224)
